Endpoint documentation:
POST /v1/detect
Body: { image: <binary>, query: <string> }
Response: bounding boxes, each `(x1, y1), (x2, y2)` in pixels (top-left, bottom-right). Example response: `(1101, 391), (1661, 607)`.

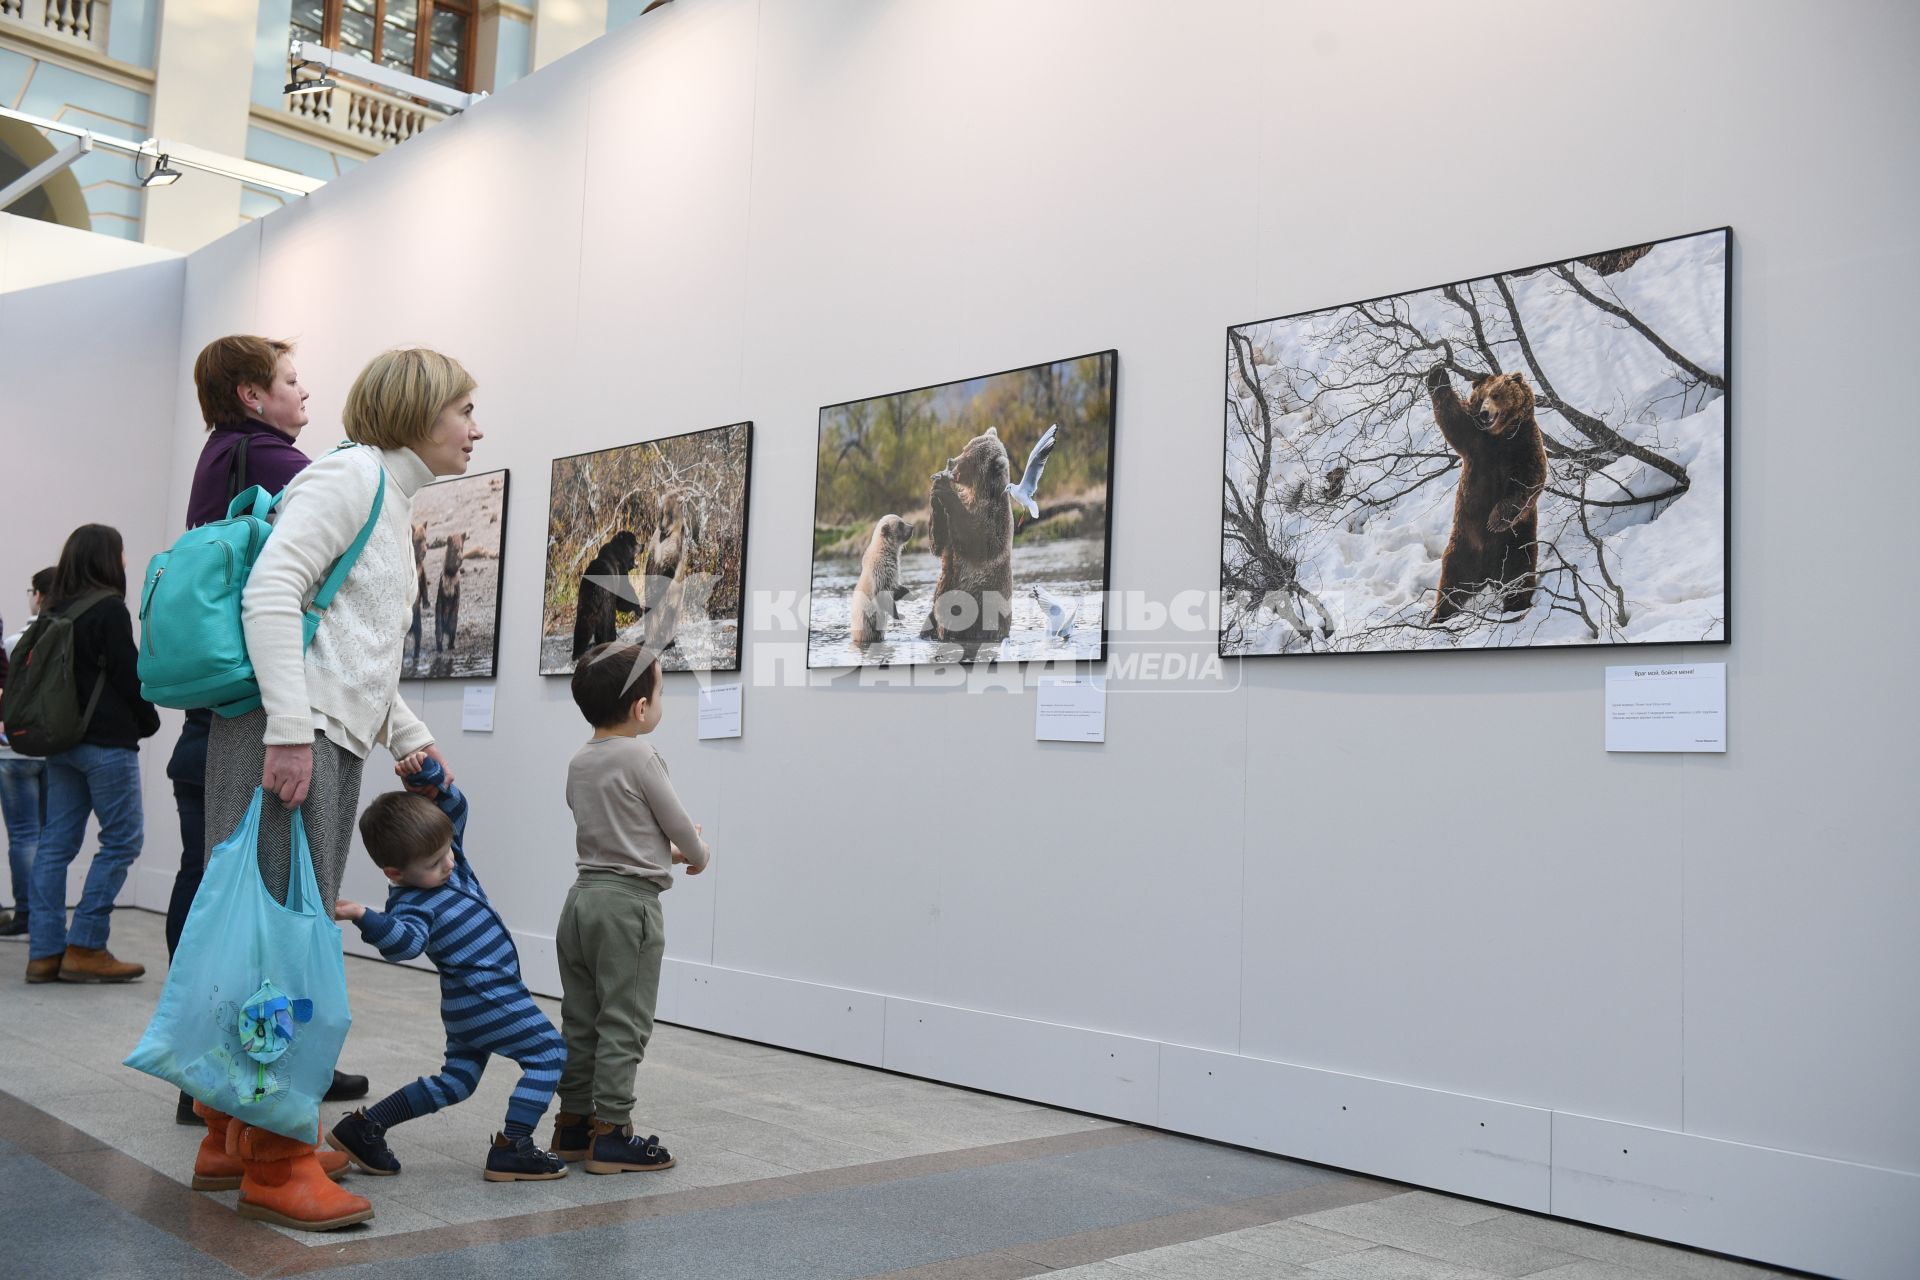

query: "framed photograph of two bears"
(538, 422), (753, 675)
(401, 468), (510, 680)
(808, 350), (1118, 668)
(1219, 227), (1729, 657)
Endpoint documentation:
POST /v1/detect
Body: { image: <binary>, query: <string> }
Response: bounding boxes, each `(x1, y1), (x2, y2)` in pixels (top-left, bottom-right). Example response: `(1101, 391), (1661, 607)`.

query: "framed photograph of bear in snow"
(1218, 227), (1729, 658)
(401, 468), (510, 680)
(537, 422), (753, 676)
(808, 350), (1118, 669)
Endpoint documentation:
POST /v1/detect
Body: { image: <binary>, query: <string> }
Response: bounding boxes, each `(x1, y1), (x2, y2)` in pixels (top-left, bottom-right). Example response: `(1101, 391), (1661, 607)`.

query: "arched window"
(0, 120), (93, 231)
(290, 0), (475, 92)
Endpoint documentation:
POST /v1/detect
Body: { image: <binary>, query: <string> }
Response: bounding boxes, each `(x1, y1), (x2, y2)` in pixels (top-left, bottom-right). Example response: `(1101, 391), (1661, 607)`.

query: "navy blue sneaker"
(550, 1112), (593, 1163)
(584, 1123), (676, 1175)
(484, 1133), (569, 1182)
(327, 1109), (401, 1176)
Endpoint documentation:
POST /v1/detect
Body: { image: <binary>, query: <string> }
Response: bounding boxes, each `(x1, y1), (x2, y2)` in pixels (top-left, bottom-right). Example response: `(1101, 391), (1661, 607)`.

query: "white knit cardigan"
(242, 443), (435, 758)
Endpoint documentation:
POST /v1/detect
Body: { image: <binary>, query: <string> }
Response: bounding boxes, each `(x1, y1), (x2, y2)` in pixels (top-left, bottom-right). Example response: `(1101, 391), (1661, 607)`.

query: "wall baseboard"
(1551, 1113), (1920, 1280)
(635, 950), (1919, 1280)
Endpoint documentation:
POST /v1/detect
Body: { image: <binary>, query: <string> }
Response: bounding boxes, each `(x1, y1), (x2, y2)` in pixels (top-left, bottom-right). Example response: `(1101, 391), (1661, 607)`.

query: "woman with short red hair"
(166, 337), (360, 1126)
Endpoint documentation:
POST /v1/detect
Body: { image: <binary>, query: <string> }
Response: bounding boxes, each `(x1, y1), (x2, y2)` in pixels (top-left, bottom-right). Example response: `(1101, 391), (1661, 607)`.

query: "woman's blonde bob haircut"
(342, 347), (476, 450)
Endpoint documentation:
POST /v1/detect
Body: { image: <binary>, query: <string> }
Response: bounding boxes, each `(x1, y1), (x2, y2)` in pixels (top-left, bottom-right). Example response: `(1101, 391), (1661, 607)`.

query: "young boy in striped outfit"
(328, 755), (569, 1182)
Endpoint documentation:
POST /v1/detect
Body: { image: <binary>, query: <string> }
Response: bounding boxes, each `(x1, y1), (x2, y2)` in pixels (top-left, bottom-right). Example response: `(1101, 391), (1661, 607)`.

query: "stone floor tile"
(1307, 1245), (1510, 1280)
(1382, 1190), (1512, 1226)
(1110, 1235), (1315, 1278)
(1298, 1200), (1576, 1276)
(1467, 1215), (1794, 1279)
(1215, 1219), (1379, 1265)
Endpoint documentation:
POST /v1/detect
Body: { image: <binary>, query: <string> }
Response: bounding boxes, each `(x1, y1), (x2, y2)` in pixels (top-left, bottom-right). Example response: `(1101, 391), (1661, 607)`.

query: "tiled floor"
(0, 910), (1803, 1279)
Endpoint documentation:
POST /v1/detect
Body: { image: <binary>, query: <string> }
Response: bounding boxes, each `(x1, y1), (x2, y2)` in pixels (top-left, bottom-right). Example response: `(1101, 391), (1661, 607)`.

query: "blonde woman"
(191, 347), (484, 1231)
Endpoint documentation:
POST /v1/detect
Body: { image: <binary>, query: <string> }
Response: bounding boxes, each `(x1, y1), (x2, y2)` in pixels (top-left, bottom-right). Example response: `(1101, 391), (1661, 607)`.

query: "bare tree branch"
(1549, 264), (1726, 391)
(1490, 273), (1691, 489)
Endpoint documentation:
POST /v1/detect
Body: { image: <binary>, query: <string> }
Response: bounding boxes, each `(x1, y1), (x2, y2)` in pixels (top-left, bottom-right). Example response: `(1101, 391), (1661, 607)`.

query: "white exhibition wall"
(6, 3), (1919, 1276)
(0, 215), (182, 609)
(0, 215), (185, 909)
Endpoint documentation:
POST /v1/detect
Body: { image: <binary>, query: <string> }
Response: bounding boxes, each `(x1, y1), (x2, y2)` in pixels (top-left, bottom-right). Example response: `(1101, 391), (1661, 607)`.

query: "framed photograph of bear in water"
(1219, 227), (1729, 658)
(401, 468), (510, 680)
(808, 350), (1117, 669)
(537, 422), (753, 675)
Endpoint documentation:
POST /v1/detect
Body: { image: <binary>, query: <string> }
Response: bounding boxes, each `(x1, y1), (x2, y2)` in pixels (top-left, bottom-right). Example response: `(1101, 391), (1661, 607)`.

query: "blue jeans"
(0, 754), (46, 914)
(30, 744), (144, 961)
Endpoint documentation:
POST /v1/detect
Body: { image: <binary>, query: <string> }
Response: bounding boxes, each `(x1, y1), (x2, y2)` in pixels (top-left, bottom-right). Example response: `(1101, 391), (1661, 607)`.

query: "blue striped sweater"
(354, 760), (525, 1005)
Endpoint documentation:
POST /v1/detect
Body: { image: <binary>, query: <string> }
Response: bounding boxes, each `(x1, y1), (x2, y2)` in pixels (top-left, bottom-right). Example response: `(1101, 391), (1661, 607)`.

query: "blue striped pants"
(400, 988), (565, 1132)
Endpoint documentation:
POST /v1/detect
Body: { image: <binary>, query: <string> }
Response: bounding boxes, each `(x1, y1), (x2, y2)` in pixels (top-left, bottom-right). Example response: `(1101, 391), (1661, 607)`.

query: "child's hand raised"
(395, 749), (440, 796)
(334, 899), (366, 923)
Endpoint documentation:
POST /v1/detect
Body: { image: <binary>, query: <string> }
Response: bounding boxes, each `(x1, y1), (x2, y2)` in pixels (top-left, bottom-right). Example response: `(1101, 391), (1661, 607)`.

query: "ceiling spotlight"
(284, 61), (336, 96)
(141, 153), (182, 188)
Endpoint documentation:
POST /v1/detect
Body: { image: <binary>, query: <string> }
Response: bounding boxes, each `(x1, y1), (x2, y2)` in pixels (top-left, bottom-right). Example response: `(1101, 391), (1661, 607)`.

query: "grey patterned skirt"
(204, 709), (365, 906)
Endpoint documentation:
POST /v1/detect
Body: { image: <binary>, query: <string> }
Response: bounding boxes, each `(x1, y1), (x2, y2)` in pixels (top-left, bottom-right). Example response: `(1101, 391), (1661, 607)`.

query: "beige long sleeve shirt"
(566, 735), (711, 890)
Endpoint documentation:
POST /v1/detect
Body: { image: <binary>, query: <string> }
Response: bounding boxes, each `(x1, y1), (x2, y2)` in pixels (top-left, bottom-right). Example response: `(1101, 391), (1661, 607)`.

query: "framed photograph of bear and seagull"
(1218, 227), (1729, 658)
(808, 350), (1118, 669)
(400, 468), (510, 680)
(538, 422), (754, 675)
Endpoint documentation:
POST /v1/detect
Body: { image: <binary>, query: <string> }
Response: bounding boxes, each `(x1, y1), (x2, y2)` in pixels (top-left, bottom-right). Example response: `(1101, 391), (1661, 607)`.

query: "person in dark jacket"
(169, 336), (313, 964)
(165, 336), (367, 1120)
(0, 568), (54, 939)
(25, 525), (159, 983)
(181, 336), (313, 529)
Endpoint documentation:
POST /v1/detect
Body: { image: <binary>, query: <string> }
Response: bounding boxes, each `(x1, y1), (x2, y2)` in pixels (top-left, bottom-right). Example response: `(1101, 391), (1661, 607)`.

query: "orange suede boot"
(232, 1119), (373, 1230)
(191, 1103), (349, 1191)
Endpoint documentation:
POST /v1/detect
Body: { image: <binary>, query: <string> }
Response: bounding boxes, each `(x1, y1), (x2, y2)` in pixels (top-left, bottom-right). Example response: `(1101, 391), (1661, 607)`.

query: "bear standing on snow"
(1426, 366), (1549, 623)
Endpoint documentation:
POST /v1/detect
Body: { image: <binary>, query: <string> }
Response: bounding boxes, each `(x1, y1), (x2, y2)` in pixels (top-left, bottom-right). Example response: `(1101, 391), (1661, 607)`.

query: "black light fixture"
(284, 60), (336, 96)
(141, 153), (182, 188)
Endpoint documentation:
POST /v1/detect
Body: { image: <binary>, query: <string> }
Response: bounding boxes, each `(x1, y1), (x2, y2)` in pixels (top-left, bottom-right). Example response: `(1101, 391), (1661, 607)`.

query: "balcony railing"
(0, 0), (111, 53)
(281, 60), (453, 154)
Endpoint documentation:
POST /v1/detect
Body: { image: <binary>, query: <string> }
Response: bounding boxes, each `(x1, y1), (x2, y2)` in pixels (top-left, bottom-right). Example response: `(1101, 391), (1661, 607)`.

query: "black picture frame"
(539, 421), (755, 676)
(1218, 227), (1731, 659)
(807, 349), (1119, 670)
(400, 466), (510, 681)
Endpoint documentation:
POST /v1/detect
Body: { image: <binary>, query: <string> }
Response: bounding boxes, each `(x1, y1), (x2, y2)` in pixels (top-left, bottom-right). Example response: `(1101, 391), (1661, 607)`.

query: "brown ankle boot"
(25, 954), (61, 983)
(191, 1104), (347, 1191)
(57, 945), (144, 983)
(233, 1121), (373, 1230)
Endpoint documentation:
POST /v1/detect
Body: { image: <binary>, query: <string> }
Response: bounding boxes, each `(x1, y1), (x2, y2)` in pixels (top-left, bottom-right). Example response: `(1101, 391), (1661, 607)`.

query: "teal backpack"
(138, 448), (386, 716)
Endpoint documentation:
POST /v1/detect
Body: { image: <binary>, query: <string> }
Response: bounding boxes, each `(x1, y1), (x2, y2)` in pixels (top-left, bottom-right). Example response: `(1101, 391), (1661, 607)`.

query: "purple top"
(185, 420), (312, 529)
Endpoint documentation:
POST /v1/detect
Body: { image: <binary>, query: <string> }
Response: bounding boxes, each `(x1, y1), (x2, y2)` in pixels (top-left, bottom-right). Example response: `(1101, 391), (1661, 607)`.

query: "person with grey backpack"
(3, 526), (159, 982)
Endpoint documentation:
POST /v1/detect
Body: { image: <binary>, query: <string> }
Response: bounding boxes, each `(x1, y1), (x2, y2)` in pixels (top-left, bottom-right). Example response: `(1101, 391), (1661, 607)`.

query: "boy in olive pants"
(550, 642), (710, 1174)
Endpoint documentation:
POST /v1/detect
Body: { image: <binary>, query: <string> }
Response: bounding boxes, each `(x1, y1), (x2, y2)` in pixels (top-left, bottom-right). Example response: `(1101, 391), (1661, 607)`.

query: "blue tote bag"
(125, 788), (352, 1141)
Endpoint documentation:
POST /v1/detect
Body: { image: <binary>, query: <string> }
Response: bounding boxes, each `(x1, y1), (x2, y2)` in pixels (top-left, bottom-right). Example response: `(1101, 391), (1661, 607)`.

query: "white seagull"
(1032, 585), (1079, 642)
(1007, 423), (1059, 519)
